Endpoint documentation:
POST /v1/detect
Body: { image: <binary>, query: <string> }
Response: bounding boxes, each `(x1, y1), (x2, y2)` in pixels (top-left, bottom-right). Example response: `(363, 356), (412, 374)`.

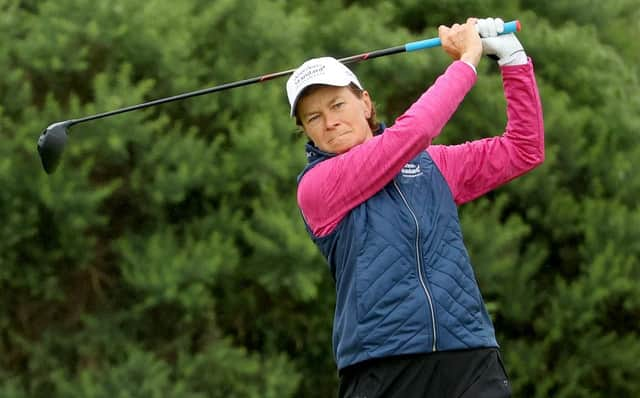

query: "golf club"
(37, 20), (521, 174)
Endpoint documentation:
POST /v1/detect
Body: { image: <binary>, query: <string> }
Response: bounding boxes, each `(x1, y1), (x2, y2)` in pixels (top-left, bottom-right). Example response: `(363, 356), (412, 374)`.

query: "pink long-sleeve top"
(298, 59), (544, 237)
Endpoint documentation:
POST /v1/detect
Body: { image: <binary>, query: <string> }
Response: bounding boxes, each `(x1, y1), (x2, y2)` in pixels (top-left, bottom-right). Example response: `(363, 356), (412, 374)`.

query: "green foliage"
(52, 348), (200, 398)
(1, 0), (639, 397)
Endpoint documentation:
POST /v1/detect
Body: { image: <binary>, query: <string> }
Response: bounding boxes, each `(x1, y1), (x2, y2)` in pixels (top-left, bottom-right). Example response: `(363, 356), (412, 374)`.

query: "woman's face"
(297, 86), (374, 154)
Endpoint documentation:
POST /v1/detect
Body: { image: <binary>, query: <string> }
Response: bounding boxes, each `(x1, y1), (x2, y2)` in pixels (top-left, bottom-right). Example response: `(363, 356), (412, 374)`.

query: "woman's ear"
(362, 90), (373, 118)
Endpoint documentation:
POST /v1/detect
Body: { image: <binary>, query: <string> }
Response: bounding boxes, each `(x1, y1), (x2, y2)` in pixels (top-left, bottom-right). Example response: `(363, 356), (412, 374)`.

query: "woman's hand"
(438, 18), (483, 68)
(477, 17), (527, 66)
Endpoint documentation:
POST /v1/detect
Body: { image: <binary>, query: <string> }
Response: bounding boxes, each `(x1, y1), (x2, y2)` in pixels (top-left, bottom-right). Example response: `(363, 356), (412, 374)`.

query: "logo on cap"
(293, 64), (327, 89)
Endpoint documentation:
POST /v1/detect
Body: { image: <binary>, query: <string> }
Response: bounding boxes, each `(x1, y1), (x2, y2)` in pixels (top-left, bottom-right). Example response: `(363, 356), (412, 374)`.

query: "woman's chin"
(330, 138), (362, 154)
(333, 143), (355, 154)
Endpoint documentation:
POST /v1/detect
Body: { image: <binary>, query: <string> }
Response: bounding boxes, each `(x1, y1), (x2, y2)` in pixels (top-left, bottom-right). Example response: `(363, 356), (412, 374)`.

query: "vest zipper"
(393, 180), (438, 351)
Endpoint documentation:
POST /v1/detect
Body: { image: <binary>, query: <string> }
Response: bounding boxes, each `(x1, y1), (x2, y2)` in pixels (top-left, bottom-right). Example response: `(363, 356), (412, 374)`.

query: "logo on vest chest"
(401, 163), (423, 178)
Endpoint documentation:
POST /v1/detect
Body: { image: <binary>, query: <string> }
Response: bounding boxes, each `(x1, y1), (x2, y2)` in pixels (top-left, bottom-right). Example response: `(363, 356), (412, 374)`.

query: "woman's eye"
(307, 115), (319, 123)
(333, 102), (345, 109)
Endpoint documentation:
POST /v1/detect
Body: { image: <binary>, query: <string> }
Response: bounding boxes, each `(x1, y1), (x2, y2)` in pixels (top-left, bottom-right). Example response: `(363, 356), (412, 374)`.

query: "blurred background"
(1, 0), (639, 397)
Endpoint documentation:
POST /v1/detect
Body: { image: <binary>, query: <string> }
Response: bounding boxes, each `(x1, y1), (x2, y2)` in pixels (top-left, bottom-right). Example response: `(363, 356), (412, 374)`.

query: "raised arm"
(298, 60), (477, 237)
(297, 19), (485, 237)
(428, 59), (544, 205)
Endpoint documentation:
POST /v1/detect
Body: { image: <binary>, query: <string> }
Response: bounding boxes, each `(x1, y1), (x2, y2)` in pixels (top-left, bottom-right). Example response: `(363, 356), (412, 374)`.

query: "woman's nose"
(324, 113), (340, 129)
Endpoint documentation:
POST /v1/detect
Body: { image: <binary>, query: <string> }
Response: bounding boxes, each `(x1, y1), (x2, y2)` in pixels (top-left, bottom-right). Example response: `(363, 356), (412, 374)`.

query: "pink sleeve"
(427, 59), (544, 205)
(297, 61), (477, 237)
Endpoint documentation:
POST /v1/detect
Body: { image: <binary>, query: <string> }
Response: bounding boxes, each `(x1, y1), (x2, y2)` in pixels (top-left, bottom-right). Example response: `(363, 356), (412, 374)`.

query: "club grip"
(405, 19), (521, 53)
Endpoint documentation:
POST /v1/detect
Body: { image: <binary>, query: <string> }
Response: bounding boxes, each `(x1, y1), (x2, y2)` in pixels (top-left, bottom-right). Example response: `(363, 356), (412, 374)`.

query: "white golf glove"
(477, 18), (527, 66)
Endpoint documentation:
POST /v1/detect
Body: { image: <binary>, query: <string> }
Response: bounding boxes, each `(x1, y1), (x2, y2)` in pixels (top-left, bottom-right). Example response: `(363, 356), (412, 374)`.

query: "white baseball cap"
(286, 57), (363, 117)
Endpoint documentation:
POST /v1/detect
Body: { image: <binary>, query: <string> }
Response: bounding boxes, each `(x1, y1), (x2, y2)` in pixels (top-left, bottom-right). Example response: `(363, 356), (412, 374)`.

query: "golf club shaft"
(68, 20), (520, 127)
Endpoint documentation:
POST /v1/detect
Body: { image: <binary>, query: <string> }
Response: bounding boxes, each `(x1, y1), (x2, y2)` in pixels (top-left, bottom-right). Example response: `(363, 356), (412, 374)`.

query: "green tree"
(1, 1), (639, 397)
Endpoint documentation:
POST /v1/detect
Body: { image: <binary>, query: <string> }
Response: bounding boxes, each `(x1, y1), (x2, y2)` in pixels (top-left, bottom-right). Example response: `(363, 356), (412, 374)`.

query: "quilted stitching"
(306, 150), (497, 369)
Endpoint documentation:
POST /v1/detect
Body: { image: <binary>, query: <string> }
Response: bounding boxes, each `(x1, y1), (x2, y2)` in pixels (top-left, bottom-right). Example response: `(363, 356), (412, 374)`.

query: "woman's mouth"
(328, 131), (350, 143)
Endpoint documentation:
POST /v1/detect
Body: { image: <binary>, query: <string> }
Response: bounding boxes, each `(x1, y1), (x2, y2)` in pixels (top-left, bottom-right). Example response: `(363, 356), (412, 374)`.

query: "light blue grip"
(405, 20), (520, 52)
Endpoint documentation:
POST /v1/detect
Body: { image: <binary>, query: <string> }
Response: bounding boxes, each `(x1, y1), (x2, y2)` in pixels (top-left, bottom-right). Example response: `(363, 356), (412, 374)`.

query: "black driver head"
(37, 121), (71, 174)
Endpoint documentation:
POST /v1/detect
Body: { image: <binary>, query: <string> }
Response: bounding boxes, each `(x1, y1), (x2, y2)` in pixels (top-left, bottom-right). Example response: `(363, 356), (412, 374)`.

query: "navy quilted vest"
(298, 130), (498, 370)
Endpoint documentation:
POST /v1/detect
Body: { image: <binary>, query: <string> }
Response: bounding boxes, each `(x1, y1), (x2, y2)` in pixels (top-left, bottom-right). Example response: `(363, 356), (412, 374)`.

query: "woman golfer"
(286, 17), (544, 397)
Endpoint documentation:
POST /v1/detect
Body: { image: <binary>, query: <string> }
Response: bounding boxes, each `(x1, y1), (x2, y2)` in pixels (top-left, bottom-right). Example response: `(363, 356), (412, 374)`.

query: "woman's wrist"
(460, 51), (481, 68)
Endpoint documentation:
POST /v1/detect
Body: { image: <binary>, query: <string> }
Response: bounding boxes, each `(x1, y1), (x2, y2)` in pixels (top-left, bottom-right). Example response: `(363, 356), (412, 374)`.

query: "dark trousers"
(338, 348), (511, 398)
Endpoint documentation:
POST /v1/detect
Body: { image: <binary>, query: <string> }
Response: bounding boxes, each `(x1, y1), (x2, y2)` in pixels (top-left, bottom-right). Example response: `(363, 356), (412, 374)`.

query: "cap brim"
(289, 77), (359, 117)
